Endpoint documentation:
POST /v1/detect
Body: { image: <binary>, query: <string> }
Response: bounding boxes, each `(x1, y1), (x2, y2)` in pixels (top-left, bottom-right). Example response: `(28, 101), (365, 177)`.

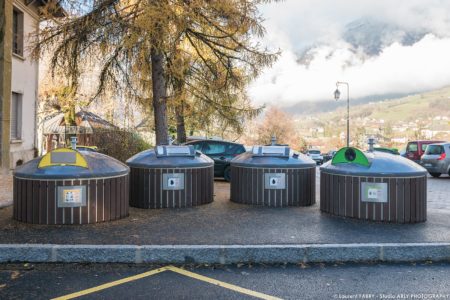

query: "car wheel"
(224, 166), (231, 182)
(429, 172), (441, 178)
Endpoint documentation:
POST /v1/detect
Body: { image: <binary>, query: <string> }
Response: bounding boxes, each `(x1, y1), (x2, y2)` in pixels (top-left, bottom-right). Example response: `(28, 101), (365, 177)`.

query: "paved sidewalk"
(0, 176), (449, 245)
(0, 174), (13, 208)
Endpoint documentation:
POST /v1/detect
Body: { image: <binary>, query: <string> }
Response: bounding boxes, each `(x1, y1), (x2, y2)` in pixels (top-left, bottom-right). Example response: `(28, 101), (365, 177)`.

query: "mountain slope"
(293, 86), (450, 149)
(295, 86), (450, 123)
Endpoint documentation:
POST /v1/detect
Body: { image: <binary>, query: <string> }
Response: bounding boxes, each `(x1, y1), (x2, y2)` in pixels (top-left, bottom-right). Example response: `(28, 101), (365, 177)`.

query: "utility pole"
(334, 81), (350, 148)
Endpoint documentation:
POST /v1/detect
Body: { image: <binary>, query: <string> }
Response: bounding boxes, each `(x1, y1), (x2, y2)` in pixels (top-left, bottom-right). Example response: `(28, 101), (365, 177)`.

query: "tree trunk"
(175, 101), (187, 144)
(64, 104), (77, 147)
(151, 47), (169, 145)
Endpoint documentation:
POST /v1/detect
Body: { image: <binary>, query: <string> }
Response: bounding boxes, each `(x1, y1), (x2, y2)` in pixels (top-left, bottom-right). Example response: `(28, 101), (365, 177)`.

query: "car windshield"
(309, 150), (320, 154)
(425, 145), (444, 155)
(188, 142), (203, 151)
(203, 142), (227, 154)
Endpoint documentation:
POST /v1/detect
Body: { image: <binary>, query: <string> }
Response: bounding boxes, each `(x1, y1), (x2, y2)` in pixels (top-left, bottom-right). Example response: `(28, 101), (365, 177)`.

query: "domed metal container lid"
(126, 145), (213, 168)
(14, 148), (129, 180)
(320, 147), (427, 177)
(231, 145), (316, 168)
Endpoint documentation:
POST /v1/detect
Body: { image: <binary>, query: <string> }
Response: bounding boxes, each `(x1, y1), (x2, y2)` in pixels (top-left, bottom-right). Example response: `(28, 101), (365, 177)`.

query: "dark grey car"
(420, 142), (450, 177)
(185, 140), (246, 181)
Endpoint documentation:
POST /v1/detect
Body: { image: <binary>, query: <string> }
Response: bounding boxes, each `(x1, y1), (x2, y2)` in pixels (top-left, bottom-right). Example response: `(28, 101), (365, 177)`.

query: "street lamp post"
(334, 81), (350, 147)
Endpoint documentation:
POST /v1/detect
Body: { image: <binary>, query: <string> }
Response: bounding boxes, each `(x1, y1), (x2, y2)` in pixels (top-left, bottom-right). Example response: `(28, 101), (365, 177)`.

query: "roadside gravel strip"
(1, 243), (450, 264)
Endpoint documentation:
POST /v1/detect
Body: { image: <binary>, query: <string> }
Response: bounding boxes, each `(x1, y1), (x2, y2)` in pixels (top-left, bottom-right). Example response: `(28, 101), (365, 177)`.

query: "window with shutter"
(11, 93), (22, 140)
(12, 8), (24, 56)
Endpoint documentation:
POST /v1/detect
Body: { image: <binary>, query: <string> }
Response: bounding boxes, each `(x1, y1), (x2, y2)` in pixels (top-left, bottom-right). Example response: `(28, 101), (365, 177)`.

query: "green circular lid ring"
(331, 147), (370, 167)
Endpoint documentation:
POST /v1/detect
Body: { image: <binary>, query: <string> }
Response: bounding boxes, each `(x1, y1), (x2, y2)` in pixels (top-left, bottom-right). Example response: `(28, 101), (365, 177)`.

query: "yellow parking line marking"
(52, 265), (282, 300)
(51, 267), (169, 300)
(166, 266), (283, 300)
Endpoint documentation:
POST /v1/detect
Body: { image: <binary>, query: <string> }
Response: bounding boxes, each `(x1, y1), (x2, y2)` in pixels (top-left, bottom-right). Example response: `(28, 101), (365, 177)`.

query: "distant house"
(309, 127), (325, 138)
(0, 0), (63, 170)
(391, 137), (407, 144)
(40, 110), (116, 153)
(134, 117), (156, 145)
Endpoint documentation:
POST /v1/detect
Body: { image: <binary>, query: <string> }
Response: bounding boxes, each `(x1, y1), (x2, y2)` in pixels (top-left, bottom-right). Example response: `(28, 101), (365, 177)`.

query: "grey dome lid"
(14, 150), (129, 180)
(320, 150), (427, 177)
(126, 145), (213, 168)
(231, 145), (316, 168)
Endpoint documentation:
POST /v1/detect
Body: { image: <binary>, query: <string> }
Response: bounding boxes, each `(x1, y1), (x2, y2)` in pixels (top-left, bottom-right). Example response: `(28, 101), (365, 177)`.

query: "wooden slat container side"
(72, 180), (81, 224)
(63, 181), (72, 224)
(129, 166), (214, 209)
(38, 180), (47, 224)
(13, 175), (129, 225)
(320, 172), (427, 223)
(230, 166), (316, 207)
(319, 172), (326, 212)
(309, 168), (317, 206)
(129, 168), (137, 208)
(13, 178), (18, 220)
(123, 174), (129, 217)
(55, 180), (64, 224)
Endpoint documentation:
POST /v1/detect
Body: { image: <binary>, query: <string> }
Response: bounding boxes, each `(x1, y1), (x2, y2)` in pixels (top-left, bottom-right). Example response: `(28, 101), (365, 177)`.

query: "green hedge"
(92, 129), (151, 162)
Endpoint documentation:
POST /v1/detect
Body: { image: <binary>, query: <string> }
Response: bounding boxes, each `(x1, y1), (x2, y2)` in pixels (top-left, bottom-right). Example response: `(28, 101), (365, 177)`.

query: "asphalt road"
(2, 262), (450, 299)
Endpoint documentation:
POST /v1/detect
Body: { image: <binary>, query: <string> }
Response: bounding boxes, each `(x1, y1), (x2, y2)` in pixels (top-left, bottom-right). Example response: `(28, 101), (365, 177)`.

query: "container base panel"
(129, 167), (214, 209)
(319, 172), (427, 223)
(13, 175), (129, 225)
(230, 167), (316, 207)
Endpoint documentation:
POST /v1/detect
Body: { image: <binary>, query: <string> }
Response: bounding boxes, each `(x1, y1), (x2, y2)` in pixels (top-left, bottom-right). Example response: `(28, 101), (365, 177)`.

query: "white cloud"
(250, 34), (450, 105)
(260, 0), (450, 48)
(249, 0), (450, 105)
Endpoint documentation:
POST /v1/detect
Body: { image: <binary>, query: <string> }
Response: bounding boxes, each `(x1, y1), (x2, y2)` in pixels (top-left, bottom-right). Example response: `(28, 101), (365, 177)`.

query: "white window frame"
(11, 92), (23, 141)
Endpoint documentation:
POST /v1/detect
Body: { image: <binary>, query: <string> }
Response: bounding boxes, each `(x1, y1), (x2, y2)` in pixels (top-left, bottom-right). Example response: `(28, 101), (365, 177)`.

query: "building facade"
(0, 0), (49, 171)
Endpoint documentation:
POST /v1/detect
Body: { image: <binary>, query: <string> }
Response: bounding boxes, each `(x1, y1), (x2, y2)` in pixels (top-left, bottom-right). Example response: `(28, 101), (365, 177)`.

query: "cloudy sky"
(248, 0), (450, 107)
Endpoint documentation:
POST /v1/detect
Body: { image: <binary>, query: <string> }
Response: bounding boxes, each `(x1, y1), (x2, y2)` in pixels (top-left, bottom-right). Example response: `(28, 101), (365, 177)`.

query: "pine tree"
(35, 0), (279, 144)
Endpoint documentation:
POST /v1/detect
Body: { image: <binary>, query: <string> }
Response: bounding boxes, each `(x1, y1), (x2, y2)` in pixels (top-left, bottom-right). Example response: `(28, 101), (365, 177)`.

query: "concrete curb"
(1, 243), (450, 264)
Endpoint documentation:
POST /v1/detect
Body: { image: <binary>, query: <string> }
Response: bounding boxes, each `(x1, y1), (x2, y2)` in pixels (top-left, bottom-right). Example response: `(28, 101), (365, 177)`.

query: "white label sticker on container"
(57, 186), (87, 208)
(163, 173), (185, 190)
(361, 182), (388, 203)
(64, 189), (82, 203)
(264, 173), (286, 189)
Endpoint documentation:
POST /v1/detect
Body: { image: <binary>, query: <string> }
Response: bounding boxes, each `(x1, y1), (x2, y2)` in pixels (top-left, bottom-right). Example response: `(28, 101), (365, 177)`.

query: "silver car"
(307, 149), (324, 165)
(420, 142), (450, 177)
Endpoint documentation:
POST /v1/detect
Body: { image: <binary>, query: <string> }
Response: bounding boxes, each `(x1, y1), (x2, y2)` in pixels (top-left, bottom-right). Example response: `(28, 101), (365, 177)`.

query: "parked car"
(403, 140), (444, 163)
(373, 147), (400, 155)
(307, 149), (323, 165)
(75, 145), (98, 152)
(323, 150), (337, 163)
(420, 142), (450, 178)
(185, 140), (246, 181)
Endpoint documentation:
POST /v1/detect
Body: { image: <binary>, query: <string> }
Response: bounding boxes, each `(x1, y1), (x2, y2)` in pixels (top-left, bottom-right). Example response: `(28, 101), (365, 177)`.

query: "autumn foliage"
(241, 106), (308, 151)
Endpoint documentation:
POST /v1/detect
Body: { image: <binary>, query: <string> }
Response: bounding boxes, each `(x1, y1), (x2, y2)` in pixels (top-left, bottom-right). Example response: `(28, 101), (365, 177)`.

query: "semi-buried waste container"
(126, 145), (214, 208)
(13, 148), (130, 225)
(230, 144), (316, 207)
(320, 142), (428, 223)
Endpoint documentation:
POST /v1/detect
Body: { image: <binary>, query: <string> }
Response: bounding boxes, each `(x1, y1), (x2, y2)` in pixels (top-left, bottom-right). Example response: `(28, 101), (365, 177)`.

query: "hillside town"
(300, 113), (450, 152)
